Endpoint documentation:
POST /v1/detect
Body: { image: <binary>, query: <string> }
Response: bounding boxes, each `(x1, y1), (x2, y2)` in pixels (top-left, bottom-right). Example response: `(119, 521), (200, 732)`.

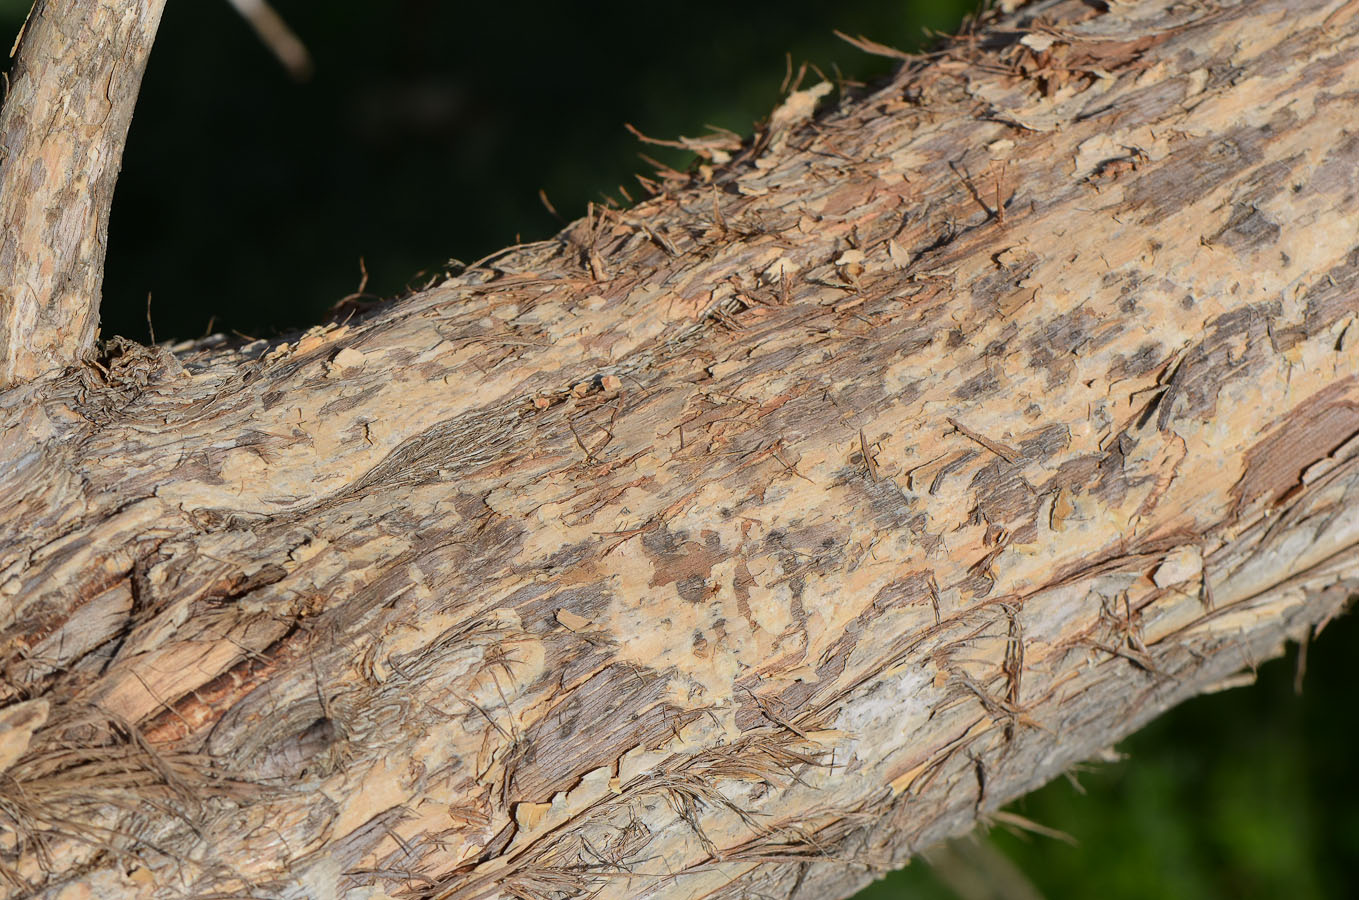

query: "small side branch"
(0, 0), (169, 388)
(224, 0), (313, 81)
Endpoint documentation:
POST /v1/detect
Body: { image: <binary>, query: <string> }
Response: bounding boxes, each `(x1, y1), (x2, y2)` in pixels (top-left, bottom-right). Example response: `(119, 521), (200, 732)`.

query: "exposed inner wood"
(0, 0), (1356, 898)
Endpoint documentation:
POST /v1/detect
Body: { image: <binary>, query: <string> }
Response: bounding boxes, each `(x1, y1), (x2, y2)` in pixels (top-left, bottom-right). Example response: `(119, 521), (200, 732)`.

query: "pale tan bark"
(0, 0), (1357, 898)
(0, 0), (167, 388)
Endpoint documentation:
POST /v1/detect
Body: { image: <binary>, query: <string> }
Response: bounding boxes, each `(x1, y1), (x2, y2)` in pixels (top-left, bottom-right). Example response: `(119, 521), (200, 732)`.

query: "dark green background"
(4, 1), (1354, 896)
(96, 0), (967, 342)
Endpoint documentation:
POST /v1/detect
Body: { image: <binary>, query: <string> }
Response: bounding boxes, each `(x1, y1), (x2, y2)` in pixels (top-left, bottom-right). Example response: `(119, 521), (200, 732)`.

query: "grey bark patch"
(870, 571), (935, 614)
(642, 525), (724, 601)
(253, 717), (339, 780)
(316, 384), (384, 418)
(1232, 377), (1359, 513)
(1094, 434), (1144, 507)
(954, 370), (1000, 401)
(347, 401), (534, 493)
(1127, 127), (1267, 227)
(1304, 246), (1359, 338)
(208, 679), (338, 779)
(1151, 300), (1280, 432)
(1107, 341), (1166, 381)
(968, 461), (1035, 526)
(1211, 202), (1280, 251)
(1312, 129), (1359, 209)
(829, 471), (921, 532)
(507, 663), (695, 803)
(971, 254), (1038, 313)
(1103, 268), (1147, 314)
(930, 451), (977, 496)
(513, 581), (610, 637)
(1027, 306), (1123, 386)
(1018, 424), (1071, 462)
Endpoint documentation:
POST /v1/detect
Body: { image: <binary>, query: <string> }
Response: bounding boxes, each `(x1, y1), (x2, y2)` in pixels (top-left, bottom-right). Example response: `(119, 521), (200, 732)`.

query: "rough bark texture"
(0, 0), (1357, 898)
(0, 0), (166, 388)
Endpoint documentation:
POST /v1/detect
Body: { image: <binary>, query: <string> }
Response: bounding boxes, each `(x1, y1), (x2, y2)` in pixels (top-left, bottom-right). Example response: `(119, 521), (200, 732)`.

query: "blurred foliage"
(2, 1), (1355, 897)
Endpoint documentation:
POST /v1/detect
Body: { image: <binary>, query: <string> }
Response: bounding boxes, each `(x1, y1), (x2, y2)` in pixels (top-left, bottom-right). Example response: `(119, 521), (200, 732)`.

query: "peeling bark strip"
(0, 0), (1357, 897)
(0, 0), (168, 388)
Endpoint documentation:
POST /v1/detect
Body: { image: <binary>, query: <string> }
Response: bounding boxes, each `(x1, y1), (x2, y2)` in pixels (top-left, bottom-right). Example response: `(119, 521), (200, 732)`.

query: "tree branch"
(0, 0), (1356, 897)
(0, 0), (167, 388)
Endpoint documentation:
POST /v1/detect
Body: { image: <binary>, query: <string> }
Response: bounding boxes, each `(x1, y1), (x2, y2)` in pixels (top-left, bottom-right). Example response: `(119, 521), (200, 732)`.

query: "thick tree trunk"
(1, 0), (1357, 898)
